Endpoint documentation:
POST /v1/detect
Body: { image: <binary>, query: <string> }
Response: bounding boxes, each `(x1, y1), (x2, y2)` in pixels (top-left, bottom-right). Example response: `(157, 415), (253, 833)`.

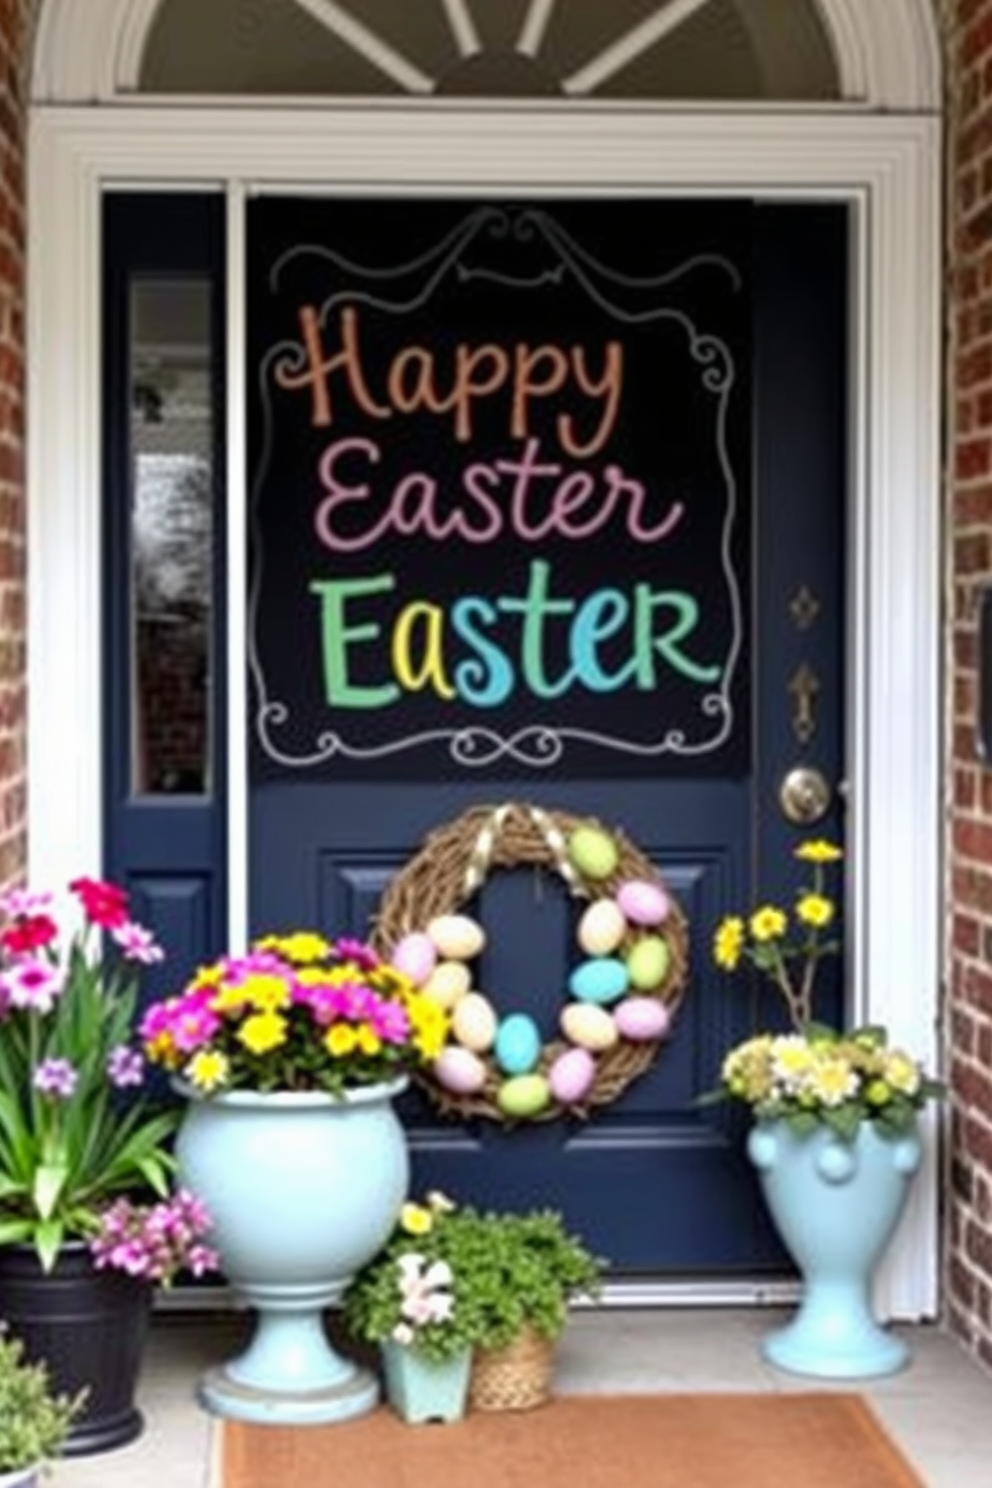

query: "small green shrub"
(342, 1195), (604, 1363)
(0, 1329), (84, 1472)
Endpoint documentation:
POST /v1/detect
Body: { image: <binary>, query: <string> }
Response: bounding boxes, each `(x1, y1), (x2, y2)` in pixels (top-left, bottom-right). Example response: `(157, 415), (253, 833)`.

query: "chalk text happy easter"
(273, 304), (722, 711)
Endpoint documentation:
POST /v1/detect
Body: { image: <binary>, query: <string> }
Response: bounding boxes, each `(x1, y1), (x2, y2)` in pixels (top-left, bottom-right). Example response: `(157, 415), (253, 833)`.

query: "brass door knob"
(779, 766), (832, 825)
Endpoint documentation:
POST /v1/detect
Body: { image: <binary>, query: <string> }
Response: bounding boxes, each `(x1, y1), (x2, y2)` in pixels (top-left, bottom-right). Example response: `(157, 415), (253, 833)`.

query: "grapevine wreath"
(373, 802), (688, 1123)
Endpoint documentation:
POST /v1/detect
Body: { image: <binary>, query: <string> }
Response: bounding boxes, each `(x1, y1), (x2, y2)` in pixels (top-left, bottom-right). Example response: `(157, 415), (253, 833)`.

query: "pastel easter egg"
(626, 935), (672, 992)
(568, 956), (630, 1005)
(427, 913), (487, 961)
(549, 1047), (597, 1106)
(433, 1046), (488, 1095)
(451, 992), (498, 1053)
(494, 1012), (542, 1075)
(421, 960), (472, 1010)
(577, 898), (628, 957)
(568, 825), (620, 881)
(390, 931), (437, 986)
(616, 878), (670, 927)
(613, 996), (672, 1043)
(560, 1001), (619, 1053)
(497, 1074), (551, 1120)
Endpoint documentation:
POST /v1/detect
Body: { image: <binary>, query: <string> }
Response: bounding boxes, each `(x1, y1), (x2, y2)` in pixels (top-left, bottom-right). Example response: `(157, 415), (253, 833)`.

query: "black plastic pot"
(0, 1243), (151, 1456)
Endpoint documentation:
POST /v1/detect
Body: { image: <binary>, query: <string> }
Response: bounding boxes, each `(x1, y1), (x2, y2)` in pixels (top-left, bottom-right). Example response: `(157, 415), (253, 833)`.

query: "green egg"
(496, 1073), (552, 1119)
(568, 826), (619, 880)
(626, 935), (671, 991)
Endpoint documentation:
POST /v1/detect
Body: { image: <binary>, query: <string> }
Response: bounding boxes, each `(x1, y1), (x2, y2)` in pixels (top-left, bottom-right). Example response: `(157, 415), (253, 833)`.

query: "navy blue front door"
(103, 195), (845, 1275)
(244, 199), (846, 1275)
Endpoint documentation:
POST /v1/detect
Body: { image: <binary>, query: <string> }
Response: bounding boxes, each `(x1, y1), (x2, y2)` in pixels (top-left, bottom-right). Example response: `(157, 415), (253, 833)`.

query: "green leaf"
(32, 1162), (69, 1220)
(35, 1218), (66, 1274)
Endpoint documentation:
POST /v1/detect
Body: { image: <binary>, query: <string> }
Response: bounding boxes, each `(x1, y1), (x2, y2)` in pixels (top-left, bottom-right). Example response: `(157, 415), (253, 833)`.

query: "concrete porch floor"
(47, 1307), (992, 1487)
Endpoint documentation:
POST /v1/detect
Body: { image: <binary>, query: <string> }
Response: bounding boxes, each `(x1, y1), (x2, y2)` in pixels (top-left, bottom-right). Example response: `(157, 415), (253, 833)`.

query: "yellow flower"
(186, 1048), (230, 1092)
(794, 840), (843, 864)
(806, 1054), (858, 1107)
(865, 1078), (892, 1106)
(796, 893), (834, 929)
(325, 1024), (358, 1057)
(371, 964), (416, 999)
(211, 983), (249, 1013)
(713, 916), (745, 970)
(242, 972), (292, 1013)
(400, 1202), (433, 1236)
(749, 906), (787, 942)
(144, 1031), (179, 1068)
(883, 1050), (921, 1097)
(406, 993), (448, 1059)
(771, 1035), (815, 1089)
(237, 1011), (288, 1055)
(257, 931), (331, 964)
(356, 1024), (382, 1057)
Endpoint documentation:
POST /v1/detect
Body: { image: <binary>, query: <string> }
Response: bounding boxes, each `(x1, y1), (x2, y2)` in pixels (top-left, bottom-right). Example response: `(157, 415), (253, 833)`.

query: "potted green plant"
(705, 838), (943, 1379)
(0, 1327), (84, 1486)
(342, 1192), (481, 1423)
(0, 875), (214, 1455)
(343, 1194), (604, 1418)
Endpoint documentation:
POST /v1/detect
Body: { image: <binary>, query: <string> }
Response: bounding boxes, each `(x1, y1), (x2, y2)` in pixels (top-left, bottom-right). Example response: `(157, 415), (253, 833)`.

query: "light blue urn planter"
(174, 1078), (409, 1425)
(748, 1119), (922, 1379)
(380, 1342), (472, 1423)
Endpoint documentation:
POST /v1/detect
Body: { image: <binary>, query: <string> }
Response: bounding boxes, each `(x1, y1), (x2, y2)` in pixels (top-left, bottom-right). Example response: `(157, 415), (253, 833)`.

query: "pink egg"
(390, 931), (437, 986)
(433, 1046), (488, 1095)
(548, 1047), (597, 1106)
(616, 879), (670, 927)
(613, 996), (672, 1042)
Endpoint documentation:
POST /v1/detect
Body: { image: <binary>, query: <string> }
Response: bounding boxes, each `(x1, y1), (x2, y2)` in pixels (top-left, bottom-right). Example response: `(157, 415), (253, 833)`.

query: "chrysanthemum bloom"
(713, 915), (745, 970)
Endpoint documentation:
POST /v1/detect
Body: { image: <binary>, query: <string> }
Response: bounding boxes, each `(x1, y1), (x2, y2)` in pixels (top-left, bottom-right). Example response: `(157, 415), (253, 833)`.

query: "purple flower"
(333, 937), (379, 972)
(3, 959), (65, 1013)
(111, 919), (165, 965)
(106, 1043), (145, 1088)
(33, 1057), (78, 1099)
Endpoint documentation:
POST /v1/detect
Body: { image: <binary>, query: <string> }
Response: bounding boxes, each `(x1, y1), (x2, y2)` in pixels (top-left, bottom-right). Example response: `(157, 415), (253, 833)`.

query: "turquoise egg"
(568, 957), (630, 1005)
(494, 1013), (542, 1075)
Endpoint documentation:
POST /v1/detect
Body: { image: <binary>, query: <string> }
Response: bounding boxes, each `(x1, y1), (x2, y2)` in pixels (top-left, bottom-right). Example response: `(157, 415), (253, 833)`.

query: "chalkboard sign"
(247, 198), (752, 778)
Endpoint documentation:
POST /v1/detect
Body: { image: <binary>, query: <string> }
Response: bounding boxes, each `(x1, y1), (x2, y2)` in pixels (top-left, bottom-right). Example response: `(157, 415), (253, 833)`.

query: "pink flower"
(0, 888), (54, 918)
(0, 914), (59, 955)
(2, 958), (65, 1012)
(333, 938), (379, 972)
(111, 919), (165, 965)
(69, 876), (130, 930)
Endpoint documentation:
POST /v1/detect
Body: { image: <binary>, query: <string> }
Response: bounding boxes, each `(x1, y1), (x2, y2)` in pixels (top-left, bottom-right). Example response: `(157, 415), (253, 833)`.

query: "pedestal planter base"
(199, 1361), (379, 1426)
(175, 1079), (409, 1426)
(748, 1119), (921, 1381)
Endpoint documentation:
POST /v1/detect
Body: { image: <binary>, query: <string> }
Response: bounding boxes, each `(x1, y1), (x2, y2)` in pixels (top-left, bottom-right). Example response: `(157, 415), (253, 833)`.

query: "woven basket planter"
(468, 1326), (555, 1412)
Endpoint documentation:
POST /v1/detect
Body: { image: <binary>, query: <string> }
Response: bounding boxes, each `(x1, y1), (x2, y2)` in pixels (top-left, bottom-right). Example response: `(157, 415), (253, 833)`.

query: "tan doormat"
(220, 1393), (924, 1488)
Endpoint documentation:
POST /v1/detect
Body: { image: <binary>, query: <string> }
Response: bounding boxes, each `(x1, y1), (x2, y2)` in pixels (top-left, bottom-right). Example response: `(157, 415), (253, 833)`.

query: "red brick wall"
(0, 0), (28, 894)
(944, 0), (992, 1368)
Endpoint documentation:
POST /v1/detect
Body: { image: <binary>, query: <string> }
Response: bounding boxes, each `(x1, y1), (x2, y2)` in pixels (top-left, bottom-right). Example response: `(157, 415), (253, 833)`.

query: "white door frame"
(26, 102), (942, 1313)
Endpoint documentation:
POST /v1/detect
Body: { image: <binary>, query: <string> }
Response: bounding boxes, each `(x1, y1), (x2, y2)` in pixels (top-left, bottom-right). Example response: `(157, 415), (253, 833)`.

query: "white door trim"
(26, 102), (943, 1315)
